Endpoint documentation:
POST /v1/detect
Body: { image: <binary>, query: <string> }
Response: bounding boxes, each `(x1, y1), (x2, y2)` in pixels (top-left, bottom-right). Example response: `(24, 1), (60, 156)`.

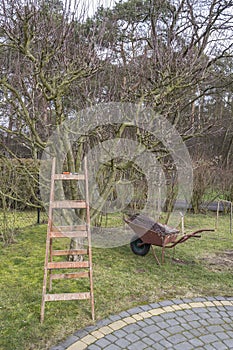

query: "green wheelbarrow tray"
(124, 213), (214, 264)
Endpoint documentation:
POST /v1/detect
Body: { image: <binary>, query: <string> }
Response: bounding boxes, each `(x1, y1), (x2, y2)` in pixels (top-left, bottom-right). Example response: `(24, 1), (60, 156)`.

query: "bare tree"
(0, 0), (106, 249)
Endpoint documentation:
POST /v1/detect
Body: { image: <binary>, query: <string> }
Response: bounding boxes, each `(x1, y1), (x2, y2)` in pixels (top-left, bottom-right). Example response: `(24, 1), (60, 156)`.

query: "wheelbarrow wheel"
(130, 235), (151, 256)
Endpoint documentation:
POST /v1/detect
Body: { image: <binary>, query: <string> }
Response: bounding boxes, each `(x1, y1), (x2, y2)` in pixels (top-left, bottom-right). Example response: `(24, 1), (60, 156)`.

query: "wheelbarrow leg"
(162, 245), (165, 264)
(150, 246), (161, 266)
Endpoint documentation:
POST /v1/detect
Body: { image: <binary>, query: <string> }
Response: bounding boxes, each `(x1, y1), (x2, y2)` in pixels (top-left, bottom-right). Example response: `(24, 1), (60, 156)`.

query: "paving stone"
(127, 340), (147, 349)
(209, 311), (222, 317)
(181, 331), (194, 340)
(172, 299), (184, 305)
(85, 325), (97, 333)
(143, 324), (160, 335)
(193, 297), (207, 302)
(94, 338), (111, 348)
(158, 300), (174, 307)
(167, 334), (187, 345)
(199, 334), (219, 344)
(149, 302), (161, 308)
(50, 346), (65, 350)
(212, 341), (230, 350)
(104, 334), (118, 343)
(87, 345), (101, 350)
(215, 296), (226, 301)
(184, 308), (195, 314)
(184, 313), (201, 322)
(140, 304), (153, 311)
(143, 337), (156, 346)
(198, 328), (209, 336)
(95, 319), (112, 328)
(204, 344), (216, 350)
(149, 343), (166, 350)
(155, 321), (170, 329)
(180, 323), (192, 331)
(159, 329), (171, 338)
(182, 298), (193, 303)
(174, 310), (188, 317)
(134, 330), (147, 338)
(189, 338), (205, 347)
(211, 317), (225, 325)
(118, 311), (131, 318)
(104, 344), (121, 350)
(148, 331), (163, 342)
(193, 307), (208, 313)
(225, 331), (233, 338)
(144, 318), (155, 325)
(172, 341), (193, 350)
(122, 323), (140, 333)
(73, 329), (89, 338)
(114, 337), (131, 348)
(126, 307), (143, 315)
(220, 317), (232, 324)
(196, 312), (210, 320)
(206, 325), (225, 333)
(166, 325), (184, 335)
(108, 314), (121, 322)
(223, 338), (233, 347)
(124, 332), (139, 343)
(166, 318), (179, 326)
(188, 320), (202, 329)
(190, 329), (203, 337)
(159, 338), (174, 348)
(160, 312), (175, 319)
(215, 331), (230, 340)
(112, 329), (127, 338)
(151, 315), (164, 323)
(207, 296), (218, 301)
(222, 324), (233, 331)
(60, 335), (79, 349)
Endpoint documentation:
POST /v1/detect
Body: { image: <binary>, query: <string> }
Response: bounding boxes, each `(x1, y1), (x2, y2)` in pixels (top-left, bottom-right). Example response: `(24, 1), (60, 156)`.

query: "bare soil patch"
(202, 250), (233, 271)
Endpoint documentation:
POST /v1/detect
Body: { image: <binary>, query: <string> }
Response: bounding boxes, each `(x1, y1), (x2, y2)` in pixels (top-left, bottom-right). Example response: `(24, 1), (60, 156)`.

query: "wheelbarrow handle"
(165, 229), (214, 249)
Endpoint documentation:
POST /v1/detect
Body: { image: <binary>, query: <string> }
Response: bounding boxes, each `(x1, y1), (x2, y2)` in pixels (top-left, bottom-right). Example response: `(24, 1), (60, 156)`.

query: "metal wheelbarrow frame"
(124, 214), (214, 264)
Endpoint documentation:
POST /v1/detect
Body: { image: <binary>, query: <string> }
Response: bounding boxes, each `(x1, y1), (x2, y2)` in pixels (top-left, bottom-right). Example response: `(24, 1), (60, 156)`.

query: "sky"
(76, 0), (117, 17)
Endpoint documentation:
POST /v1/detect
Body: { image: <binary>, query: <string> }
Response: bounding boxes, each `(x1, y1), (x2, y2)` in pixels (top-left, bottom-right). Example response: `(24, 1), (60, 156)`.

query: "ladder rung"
(54, 174), (85, 180)
(52, 200), (86, 209)
(51, 272), (89, 280)
(52, 225), (87, 231)
(50, 231), (88, 238)
(52, 249), (88, 256)
(48, 261), (89, 269)
(44, 292), (90, 301)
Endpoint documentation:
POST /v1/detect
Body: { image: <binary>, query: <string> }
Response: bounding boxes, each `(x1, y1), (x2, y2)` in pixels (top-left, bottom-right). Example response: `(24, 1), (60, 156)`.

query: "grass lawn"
(0, 213), (232, 350)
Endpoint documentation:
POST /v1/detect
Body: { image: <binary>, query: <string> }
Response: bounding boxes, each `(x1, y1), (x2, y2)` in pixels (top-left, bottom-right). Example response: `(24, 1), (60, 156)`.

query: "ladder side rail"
(41, 157), (56, 322)
(84, 156), (95, 321)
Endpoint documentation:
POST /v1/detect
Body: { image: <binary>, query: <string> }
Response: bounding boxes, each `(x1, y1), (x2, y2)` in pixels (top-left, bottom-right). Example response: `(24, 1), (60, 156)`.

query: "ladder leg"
(84, 156), (95, 321)
(89, 267), (95, 321)
(49, 238), (53, 291)
(41, 158), (56, 322)
(41, 231), (52, 322)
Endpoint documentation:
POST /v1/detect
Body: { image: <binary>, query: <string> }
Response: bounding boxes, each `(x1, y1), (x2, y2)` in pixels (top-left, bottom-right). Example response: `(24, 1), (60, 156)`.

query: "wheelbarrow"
(124, 213), (214, 264)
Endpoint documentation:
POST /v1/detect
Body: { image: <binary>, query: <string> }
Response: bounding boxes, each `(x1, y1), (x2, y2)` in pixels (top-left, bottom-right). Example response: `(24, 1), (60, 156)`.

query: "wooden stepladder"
(40, 157), (94, 322)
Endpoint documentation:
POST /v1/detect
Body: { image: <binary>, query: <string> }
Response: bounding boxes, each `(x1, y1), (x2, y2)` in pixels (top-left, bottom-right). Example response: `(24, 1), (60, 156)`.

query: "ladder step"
(52, 225), (87, 231)
(51, 272), (89, 280)
(52, 249), (88, 256)
(48, 261), (89, 269)
(50, 231), (88, 238)
(52, 200), (86, 209)
(44, 292), (91, 301)
(54, 174), (85, 180)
